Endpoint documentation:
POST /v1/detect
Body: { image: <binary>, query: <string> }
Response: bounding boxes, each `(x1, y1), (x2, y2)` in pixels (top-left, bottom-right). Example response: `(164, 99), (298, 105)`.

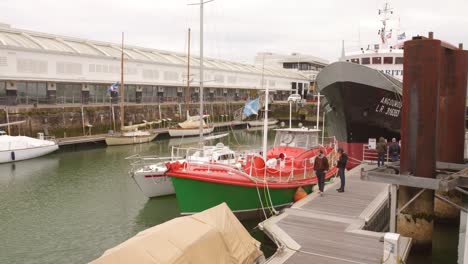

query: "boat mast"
(378, 2), (393, 48)
(186, 28), (191, 119)
(198, 0), (204, 143)
(261, 54), (268, 161)
(120, 32), (125, 131)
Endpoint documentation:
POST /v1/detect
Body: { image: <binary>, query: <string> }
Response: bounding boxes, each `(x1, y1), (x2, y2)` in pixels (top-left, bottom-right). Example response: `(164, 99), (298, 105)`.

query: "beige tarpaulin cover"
(90, 203), (263, 264)
(177, 114), (210, 129)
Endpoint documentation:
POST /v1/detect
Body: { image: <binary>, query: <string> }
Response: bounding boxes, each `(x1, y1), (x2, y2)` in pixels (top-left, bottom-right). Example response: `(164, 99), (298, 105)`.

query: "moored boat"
(0, 132), (58, 163)
(316, 2), (404, 167)
(168, 114), (214, 137)
(247, 119), (278, 127)
(166, 128), (338, 219)
(105, 130), (158, 146)
(129, 143), (239, 198)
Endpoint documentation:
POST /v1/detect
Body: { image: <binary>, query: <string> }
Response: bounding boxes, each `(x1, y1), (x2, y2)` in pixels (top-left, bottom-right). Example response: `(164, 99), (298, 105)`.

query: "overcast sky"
(1, 0), (467, 63)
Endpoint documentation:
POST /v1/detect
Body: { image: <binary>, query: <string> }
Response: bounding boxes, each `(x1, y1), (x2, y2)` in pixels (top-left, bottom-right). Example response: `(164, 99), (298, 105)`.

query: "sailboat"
(0, 121), (59, 163)
(105, 33), (158, 146)
(128, 28), (233, 198)
(168, 28), (215, 138)
(165, 4), (338, 219)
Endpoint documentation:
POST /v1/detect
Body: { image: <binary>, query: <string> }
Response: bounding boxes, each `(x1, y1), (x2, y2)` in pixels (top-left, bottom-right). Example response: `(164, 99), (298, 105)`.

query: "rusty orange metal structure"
(437, 43), (468, 163)
(398, 33), (468, 248)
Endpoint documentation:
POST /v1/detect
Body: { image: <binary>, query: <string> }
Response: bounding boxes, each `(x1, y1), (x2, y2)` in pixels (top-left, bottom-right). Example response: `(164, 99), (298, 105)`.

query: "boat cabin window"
(372, 57), (382, 64)
(274, 130), (319, 149)
(384, 57), (393, 64)
(361, 58), (370, 65)
(350, 58), (359, 64)
(218, 153), (235, 161)
(395, 57), (403, 64)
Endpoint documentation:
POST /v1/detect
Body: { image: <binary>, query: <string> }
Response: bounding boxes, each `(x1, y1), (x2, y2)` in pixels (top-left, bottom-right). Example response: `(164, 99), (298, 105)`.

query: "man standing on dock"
(314, 149), (329, 196)
(388, 138), (400, 162)
(336, 148), (348, 193)
(376, 137), (387, 167)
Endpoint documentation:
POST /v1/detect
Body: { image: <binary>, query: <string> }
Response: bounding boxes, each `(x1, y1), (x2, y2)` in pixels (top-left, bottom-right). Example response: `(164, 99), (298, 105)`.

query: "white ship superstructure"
(341, 2), (405, 81)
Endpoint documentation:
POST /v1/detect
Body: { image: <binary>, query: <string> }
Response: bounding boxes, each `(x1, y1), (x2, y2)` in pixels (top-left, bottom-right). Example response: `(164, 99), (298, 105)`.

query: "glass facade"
(16, 82), (47, 104)
(0, 81), (289, 106)
(0, 81), (5, 96)
(89, 84), (109, 103)
(56, 83), (82, 103)
(124, 85), (137, 103)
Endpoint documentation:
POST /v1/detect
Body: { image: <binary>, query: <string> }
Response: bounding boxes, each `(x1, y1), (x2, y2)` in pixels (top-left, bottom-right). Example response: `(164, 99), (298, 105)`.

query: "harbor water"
(0, 128), (275, 264)
(0, 127), (460, 264)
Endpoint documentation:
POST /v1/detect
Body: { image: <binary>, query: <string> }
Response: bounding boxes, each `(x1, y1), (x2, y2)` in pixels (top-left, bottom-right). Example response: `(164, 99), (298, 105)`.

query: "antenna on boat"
(378, 2), (394, 47)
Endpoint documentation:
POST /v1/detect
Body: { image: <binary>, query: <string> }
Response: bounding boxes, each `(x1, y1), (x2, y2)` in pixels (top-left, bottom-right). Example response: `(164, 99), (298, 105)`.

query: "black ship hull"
(316, 62), (402, 166)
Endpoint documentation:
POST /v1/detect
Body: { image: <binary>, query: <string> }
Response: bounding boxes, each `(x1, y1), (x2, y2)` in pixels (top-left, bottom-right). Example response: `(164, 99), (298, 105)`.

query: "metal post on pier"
(397, 32), (441, 250)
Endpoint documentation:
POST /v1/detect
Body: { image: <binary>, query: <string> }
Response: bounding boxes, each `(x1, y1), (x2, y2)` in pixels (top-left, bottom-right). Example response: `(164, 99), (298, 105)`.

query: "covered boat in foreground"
(166, 128), (338, 219)
(90, 203), (264, 264)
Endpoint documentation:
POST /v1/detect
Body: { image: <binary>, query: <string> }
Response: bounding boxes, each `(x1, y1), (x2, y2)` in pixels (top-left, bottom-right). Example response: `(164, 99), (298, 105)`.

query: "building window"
(361, 58), (370, 65)
(350, 58), (359, 64)
(0, 81), (5, 96)
(395, 57), (403, 64)
(372, 57), (382, 64)
(16, 82), (47, 104)
(384, 57), (393, 64)
(125, 85), (137, 103)
(56, 83), (82, 104)
(89, 84), (108, 103)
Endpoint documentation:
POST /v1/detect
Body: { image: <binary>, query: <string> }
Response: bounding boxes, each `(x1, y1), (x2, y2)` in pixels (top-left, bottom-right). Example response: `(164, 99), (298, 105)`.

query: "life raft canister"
(294, 186), (307, 202)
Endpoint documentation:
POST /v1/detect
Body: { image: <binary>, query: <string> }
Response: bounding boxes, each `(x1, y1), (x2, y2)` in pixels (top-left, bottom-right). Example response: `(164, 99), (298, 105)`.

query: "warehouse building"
(0, 23), (314, 106)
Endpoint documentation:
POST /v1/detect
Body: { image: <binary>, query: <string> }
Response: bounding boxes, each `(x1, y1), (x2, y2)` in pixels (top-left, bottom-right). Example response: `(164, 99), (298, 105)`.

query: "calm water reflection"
(0, 129), (271, 264)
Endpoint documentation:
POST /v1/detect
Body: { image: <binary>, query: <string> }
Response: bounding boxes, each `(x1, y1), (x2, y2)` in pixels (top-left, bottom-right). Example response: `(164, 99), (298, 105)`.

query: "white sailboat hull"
(132, 167), (175, 198)
(0, 144), (59, 163)
(105, 134), (158, 146)
(168, 127), (214, 137)
(248, 119), (278, 127)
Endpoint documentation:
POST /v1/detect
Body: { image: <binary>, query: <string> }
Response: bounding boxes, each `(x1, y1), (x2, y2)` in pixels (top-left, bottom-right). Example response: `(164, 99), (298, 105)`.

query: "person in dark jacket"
(314, 149), (329, 196)
(336, 148), (348, 192)
(376, 137), (387, 167)
(388, 138), (400, 162)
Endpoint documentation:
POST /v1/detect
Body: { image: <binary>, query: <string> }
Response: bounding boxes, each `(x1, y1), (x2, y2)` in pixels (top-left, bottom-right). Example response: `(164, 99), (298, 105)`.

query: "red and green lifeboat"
(166, 128), (338, 219)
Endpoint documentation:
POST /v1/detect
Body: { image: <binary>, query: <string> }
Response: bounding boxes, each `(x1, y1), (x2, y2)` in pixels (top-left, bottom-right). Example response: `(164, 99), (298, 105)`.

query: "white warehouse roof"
(0, 23), (308, 80)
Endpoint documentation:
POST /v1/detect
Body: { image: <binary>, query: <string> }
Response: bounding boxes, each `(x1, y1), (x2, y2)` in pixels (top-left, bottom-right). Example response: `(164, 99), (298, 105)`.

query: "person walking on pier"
(314, 149), (329, 196)
(389, 138), (400, 162)
(336, 148), (348, 193)
(376, 137), (387, 167)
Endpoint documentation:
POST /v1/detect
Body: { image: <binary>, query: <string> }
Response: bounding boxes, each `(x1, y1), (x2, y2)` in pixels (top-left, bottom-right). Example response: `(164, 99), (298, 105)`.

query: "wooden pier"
(261, 164), (412, 264)
(57, 121), (248, 146)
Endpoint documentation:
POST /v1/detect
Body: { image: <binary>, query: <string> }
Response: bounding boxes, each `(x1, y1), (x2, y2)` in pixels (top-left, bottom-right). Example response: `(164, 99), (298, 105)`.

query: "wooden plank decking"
(262, 164), (412, 264)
